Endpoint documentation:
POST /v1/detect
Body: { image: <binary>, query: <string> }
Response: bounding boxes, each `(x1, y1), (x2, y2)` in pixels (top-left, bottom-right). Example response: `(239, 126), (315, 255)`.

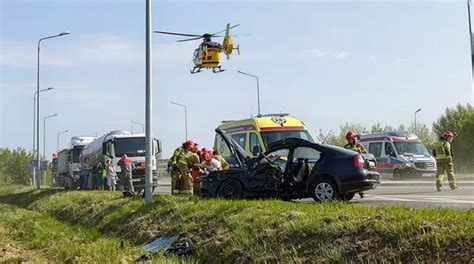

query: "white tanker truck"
(79, 130), (161, 192)
(53, 136), (97, 188)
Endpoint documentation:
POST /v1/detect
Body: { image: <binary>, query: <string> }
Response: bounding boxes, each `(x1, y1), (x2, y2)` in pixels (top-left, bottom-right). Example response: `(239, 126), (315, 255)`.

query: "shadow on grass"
(0, 188), (67, 208)
(0, 189), (168, 245)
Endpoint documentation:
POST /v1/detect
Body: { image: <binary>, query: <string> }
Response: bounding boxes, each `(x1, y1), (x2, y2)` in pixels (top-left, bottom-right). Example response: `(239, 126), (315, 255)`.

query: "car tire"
(340, 192), (355, 201)
(310, 176), (339, 202)
(216, 179), (243, 199)
(393, 169), (402, 180)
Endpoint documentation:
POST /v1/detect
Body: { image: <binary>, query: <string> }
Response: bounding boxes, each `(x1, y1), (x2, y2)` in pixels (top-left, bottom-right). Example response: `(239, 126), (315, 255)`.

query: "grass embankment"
(0, 204), (143, 263)
(0, 186), (473, 263)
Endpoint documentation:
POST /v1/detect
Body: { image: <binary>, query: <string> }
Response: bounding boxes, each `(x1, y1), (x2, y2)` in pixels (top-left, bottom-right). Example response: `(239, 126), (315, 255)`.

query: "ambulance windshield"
(261, 130), (314, 148)
(393, 142), (430, 156)
(114, 137), (146, 157)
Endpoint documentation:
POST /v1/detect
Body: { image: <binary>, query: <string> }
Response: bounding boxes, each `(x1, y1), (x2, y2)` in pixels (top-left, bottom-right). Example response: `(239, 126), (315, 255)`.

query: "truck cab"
(80, 130), (162, 192)
(359, 132), (436, 180)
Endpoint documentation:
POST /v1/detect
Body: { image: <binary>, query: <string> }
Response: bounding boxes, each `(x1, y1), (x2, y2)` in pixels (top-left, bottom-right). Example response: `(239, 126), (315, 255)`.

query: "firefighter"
(344, 131), (367, 153)
(177, 140), (200, 195)
(213, 150), (229, 170)
(433, 131), (457, 191)
(168, 144), (184, 195)
(344, 131), (367, 198)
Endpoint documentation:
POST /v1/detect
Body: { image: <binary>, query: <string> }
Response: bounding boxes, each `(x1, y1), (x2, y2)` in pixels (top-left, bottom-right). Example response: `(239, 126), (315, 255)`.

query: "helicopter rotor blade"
(177, 36), (205, 42)
(211, 24), (240, 36)
(154, 30), (203, 37)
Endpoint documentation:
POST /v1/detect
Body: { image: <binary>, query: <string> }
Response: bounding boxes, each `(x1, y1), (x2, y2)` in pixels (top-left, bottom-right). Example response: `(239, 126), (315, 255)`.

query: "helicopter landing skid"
(190, 67), (202, 74)
(212, 66), (225, 73)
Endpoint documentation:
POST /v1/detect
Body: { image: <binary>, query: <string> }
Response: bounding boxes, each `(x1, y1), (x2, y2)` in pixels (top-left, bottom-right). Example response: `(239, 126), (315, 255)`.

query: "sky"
(0, 0), (473, 158)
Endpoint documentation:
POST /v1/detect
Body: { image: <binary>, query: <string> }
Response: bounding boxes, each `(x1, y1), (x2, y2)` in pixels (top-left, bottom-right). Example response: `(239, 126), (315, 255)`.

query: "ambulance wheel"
(393, 170), (402, 180)
(216, 179), (243, 199)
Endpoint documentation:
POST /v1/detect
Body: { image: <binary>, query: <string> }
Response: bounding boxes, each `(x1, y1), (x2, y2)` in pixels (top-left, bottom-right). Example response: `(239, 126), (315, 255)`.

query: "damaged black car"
(200, 129), (380, 202)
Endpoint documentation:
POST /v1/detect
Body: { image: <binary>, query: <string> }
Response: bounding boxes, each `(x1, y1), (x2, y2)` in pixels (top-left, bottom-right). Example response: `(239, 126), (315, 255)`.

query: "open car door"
(215, 128), (248, 168)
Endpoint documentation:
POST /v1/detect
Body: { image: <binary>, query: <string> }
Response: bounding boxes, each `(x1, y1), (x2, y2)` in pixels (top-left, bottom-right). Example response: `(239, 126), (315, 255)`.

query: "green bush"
(0, 148), (32, 185)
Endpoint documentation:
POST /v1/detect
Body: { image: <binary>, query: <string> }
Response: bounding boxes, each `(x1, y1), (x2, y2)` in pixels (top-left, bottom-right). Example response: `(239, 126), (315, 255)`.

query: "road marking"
(424, 198), (474, 204)
(363, 195), (474, 204)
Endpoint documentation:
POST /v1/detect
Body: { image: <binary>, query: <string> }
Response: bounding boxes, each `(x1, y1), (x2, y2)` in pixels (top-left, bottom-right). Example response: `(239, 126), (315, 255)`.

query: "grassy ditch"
(0, 186), (473, 263)
(0, 203), (145, 263)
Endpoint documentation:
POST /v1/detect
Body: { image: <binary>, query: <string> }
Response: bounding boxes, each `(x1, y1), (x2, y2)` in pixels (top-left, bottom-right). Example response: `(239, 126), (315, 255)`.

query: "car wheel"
(340, 192), (355, 201)
(393, 170), (402, 180)
(216, 179), (243, 199)
(310, 177), (339, 202)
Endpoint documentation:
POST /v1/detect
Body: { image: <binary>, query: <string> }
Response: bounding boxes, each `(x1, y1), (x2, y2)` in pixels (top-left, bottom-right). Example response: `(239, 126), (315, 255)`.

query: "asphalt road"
(154, 179), (473, 209)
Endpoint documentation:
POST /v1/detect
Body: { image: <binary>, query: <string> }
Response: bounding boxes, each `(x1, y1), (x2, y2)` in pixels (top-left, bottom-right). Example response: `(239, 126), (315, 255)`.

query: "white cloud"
(304, 48), (351, 59)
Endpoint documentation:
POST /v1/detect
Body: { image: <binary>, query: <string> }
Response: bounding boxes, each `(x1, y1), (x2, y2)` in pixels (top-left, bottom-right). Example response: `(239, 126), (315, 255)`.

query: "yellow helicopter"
(155, 23), (240, 74)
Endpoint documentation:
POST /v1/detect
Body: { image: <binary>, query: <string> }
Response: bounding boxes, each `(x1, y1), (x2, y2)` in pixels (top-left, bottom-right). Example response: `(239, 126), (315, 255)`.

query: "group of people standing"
(79, 157), (122, 192)
(168, 140), (229, 195)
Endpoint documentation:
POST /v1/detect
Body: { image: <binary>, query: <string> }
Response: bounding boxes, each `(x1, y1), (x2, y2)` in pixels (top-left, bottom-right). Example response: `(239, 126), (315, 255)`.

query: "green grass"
(0, 204), (145, 263)
(0, 186), (473, 263)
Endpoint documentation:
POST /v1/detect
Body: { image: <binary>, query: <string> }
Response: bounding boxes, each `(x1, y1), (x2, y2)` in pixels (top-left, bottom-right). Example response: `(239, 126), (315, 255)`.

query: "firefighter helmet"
(443, 131), (454, 139)
(346, 131), (357, 140)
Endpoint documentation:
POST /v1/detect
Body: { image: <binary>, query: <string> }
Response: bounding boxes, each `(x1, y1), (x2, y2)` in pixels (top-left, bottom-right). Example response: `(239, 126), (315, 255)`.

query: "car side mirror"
(252, 145), (261, 156)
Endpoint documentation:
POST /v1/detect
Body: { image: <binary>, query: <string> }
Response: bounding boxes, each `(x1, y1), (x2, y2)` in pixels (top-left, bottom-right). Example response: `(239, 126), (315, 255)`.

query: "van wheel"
(340, 192), (355, 201)
(393, 170), (402, 180)
(309, 177), (339, 202)
(217, 179), (243, 199)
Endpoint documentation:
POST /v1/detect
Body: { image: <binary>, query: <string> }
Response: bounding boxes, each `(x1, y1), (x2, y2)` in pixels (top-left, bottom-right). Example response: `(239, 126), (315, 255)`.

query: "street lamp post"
(414, 108), (421, 133)
(170, 101), (188, 140)
(41, 113), (58, 186)
(36, 31), (70, 190)
(57, 130), (68, 151)
(131, 121), (145, 133)
(238, 70), (261, 116)
(43, 114), (58, 159)
(32, 87), (54, 186)
(144, 0), (153, 204)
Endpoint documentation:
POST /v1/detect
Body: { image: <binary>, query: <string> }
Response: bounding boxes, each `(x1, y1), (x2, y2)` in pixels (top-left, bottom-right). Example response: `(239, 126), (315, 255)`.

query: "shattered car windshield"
(261, 130), (313, 148)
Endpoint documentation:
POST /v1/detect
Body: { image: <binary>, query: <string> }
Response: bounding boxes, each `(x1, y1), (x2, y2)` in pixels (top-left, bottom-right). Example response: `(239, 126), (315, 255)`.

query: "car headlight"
(405, 163), (412, 167)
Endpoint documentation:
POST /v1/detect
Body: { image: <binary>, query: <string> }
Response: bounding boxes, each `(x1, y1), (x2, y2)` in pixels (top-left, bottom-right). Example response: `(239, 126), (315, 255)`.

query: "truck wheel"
(309, 176), (339, 202)
(393, 170), (402, 180)
(216, 179), (243, 199)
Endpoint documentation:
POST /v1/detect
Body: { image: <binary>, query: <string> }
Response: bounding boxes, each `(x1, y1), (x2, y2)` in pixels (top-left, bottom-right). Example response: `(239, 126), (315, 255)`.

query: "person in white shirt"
(105, 159), (117, 192)
(201, 152), (222, 173)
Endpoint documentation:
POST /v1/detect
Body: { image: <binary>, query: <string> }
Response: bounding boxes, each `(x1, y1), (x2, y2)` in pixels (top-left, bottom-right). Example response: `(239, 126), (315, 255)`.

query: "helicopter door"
(193, 49), (201, 65)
